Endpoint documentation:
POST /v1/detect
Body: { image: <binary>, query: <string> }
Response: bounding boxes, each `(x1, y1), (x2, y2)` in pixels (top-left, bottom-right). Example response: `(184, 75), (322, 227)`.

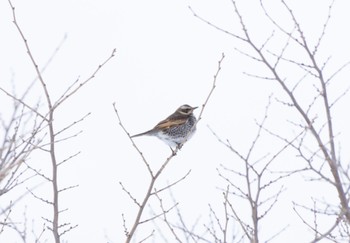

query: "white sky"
(1, 0), (350, 242)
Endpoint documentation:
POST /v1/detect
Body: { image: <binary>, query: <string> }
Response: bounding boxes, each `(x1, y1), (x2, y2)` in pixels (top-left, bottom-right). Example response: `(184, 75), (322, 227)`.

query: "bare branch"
(112, 103), (153, 176)
(119, 182), (141, 207)
(116, 53), (225, 243)
(151, 170), (191, 195)
(54, 48), (116, 110)
(0, 87), (47, 121)
(189, 6), (247, 42)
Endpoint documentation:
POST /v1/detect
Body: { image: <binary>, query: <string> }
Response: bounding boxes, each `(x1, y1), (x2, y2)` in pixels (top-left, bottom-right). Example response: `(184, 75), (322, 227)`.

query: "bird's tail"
(130, 130), (153, 138)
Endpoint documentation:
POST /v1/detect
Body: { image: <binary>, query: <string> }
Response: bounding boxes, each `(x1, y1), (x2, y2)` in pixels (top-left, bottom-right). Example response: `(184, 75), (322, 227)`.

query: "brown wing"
(155, 117), (187, 130)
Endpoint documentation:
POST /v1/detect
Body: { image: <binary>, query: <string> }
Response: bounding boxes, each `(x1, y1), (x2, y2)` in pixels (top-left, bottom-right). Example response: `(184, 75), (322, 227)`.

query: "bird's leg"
(169, 146), (177, 156)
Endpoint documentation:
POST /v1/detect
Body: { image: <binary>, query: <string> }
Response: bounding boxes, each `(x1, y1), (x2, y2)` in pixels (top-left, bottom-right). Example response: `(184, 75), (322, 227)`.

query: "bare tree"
(0, 26), (69, 243)
(0, 1), (116, 242)
(207, 97), (301, 243)
(189, 0), (350, 242)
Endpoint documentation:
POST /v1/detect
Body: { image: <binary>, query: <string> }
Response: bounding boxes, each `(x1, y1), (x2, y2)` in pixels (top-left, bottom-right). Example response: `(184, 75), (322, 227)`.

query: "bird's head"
(176, 104), (198, 116)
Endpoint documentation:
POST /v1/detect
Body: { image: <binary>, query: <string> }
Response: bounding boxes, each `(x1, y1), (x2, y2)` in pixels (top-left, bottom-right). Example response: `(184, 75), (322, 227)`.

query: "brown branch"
(8, 1), (116, 241)
(53, 48), (116, 110)
(54, 112), (91, 137)
(155, 193), (182, 242)
(151, 170), (191, 195)
(8, 1), (59, 238)
(138, 230), (155, 243)
(222, 186), (230, 243)
(115, 53), (225, 243)
(189, 6), (246, 42)
(57, 151), (81, 167)
(0, 87), (47, 121)
(169, 190), (203, 242)
(225, 0), (350, 226)
(119, 182), (141, 207)
(112, 104), (153, 176)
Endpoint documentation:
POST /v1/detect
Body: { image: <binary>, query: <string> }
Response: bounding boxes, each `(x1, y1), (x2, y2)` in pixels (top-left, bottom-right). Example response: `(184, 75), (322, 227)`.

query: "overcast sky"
(1, 0), (350, 242)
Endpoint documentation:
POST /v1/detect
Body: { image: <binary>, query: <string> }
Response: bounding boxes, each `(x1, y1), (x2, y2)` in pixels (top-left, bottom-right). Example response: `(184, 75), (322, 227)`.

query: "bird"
(131, 104), (198, 150)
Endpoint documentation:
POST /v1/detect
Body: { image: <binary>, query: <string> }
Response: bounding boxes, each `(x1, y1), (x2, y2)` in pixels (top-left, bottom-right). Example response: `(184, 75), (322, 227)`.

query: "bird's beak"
(192, 106), (198, 110)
